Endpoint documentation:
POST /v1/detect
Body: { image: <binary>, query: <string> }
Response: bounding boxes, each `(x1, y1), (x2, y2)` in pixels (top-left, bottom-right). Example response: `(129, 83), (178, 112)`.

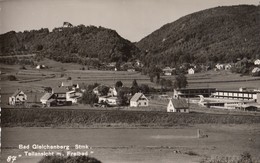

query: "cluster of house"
(105, 60), (143, 71)
(8, 82), (191, 113)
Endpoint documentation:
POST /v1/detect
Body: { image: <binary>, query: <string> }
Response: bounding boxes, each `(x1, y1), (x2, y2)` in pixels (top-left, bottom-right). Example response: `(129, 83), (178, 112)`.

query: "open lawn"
(1, 124), (260, 163)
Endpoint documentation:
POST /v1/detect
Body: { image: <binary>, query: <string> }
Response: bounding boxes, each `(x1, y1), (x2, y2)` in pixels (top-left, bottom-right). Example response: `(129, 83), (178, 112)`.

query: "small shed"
(167, 99), (189, 113)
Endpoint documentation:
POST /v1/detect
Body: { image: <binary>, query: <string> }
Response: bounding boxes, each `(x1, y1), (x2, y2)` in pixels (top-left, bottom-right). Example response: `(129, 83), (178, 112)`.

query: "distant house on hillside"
(162, 67), (175, 76)
(167, 99), (189, 113)
(188, 68), (195, 74)
(9, 89), (27, 105)
(215, 63), (224, 70)
(130, 93), (149, 107)
(254, 59), (260, 65)
(36, 64), (46, 69)
(225, 64), (232, 70)
(252, 67), (260, 76)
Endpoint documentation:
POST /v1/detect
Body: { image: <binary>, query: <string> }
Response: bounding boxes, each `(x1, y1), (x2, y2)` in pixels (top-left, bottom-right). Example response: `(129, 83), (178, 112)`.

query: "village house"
(188, 68), (195, 74)
(130, 93), (149, 107)
(52, 87), (70, 105)
(254, 59), (260, 65)
(167, 99), (189, 113)
(9, 89), (27, 105)
(36, 64), (46, 69)
(98, 96), (121, 106)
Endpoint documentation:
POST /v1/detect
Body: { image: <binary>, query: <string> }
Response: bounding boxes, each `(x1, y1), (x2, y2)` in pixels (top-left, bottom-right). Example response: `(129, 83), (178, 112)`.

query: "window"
(144, 102), (146, 105)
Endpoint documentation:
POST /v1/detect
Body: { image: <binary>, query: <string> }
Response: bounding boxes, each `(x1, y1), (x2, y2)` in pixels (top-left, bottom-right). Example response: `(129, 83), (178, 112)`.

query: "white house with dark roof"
(167, 99), (189, 113)
(9, 89), (27, 105)
(130, 93), (149, 107)
(254, 59), (260, 65)
(188, 68), (195, 74)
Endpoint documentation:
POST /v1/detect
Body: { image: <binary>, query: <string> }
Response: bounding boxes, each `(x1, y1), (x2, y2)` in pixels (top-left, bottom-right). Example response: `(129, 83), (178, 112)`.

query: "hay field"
(1, 124), (260, 163)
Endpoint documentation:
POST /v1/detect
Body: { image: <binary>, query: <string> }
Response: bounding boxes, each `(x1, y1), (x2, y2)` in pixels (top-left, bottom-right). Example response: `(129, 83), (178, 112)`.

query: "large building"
(173, 88), (216, 98)
(211, 90), (258, 101)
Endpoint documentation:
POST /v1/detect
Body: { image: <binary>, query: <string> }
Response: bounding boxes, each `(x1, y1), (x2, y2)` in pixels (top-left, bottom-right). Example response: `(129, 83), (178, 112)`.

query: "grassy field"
(1, 124), (260, 163)
(2, 108), (260, 128)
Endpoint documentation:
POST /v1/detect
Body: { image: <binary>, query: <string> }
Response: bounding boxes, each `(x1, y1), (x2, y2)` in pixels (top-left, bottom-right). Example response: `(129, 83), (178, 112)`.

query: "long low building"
(173, 88), (216, 98)
(211, 90), (259, 101)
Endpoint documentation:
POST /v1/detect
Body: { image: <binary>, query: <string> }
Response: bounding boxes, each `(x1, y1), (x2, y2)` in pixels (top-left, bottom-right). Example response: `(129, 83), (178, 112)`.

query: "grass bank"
(2, 108), (260, 127)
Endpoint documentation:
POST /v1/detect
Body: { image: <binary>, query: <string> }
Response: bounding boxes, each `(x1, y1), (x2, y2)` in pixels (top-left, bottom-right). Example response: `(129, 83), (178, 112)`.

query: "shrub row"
(2, 108), (260, 127)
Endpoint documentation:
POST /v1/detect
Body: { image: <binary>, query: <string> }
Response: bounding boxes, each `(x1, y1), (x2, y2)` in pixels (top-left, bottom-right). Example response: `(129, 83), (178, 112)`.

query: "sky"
(0, 0), (259, 42)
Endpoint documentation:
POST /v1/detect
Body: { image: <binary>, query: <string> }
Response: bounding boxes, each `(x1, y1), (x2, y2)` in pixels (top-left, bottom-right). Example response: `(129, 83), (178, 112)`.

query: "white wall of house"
(130, 99), (148, 107)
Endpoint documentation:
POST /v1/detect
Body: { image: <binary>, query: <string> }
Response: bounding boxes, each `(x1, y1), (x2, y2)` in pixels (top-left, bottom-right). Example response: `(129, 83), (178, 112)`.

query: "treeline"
(137, 5), (260, 67)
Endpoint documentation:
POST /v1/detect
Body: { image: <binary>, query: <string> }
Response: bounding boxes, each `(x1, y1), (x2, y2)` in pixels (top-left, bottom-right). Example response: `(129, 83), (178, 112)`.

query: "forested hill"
(137, 5), (260, 67)
(0, 25), (140, 63)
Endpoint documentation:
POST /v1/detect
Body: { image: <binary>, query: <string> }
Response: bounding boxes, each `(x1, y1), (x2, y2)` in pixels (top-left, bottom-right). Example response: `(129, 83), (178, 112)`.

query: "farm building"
(173, 88), (216, 98)
(9, 90), (27, 105)
(98, 96), (121, 106)
(130, 93), (149, 107)
(188, 68), (195, 74)
(167, 99), (189, 113)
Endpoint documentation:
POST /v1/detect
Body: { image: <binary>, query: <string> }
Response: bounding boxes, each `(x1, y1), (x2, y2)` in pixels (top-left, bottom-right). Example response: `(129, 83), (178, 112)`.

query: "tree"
(139, 84), (150, 94)
(97, 85), (110, 96)
(80, 91), (98, 105)
(115, 81), (123, 88)
(131, 79), (139, 94)
(174, 73), (188, 89)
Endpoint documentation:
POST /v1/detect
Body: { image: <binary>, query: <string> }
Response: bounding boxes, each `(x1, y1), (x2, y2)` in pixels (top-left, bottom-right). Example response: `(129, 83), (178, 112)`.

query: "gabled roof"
(61, 81), (73, 87)
(170, 99), (189, 109)
(40, 93), (53, 101)
(11, 90), (24, 97)
(130, 93), (147, 102)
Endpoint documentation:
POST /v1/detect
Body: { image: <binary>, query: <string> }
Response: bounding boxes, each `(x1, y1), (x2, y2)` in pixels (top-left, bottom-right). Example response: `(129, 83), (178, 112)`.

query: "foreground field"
(1, 124), (260, 163)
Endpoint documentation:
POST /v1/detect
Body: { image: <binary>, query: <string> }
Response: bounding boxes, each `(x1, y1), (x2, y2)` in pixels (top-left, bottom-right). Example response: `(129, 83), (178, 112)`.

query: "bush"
(38, 156), (102, 163)
(8, 75), (17, 81)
